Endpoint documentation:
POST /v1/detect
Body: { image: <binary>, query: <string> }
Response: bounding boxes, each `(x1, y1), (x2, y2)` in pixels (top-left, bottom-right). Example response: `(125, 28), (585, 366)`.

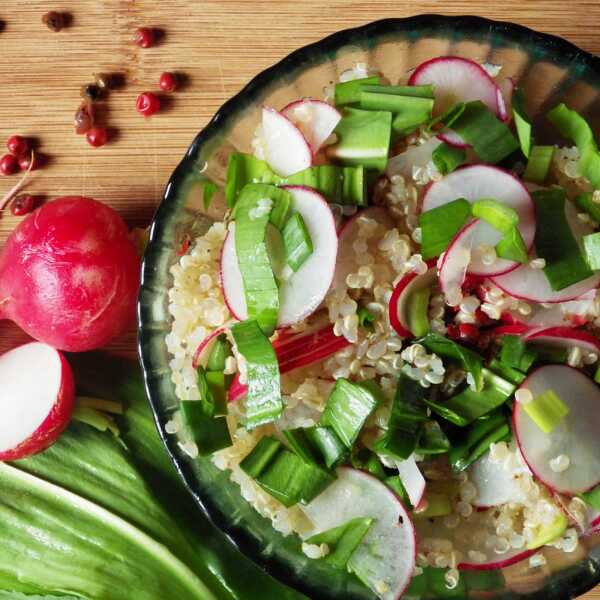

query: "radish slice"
(386, 137), (442, 181)
(191, 327), (226, 369)
(281, 99), (341, 154)
(262, 107), (312, 177)
(439, 220), (477, 306)
(490, 323), (532, 337)
(301, 467), (416, 600)
(221, 186), (337, 327)
(388, 261), (437, 337)
(0, 342), (75, 461)
(395, 455), (426, 508)
(469, 452), (527, 508)
(497, 78), (515, 123)
(332, 206), (394, 291)
(523, 326), (600, 355)
(409, 56), (501, 148)
(514, 365), (600, 495)
(423, 165), (535, 276)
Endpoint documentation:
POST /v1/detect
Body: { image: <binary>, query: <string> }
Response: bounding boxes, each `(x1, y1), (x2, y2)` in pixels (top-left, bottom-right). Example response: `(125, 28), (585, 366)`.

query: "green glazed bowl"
(139, 15), (600, 600)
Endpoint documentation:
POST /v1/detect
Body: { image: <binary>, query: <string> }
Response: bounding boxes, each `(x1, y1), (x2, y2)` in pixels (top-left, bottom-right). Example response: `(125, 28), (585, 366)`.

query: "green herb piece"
(527, 513), (568, 550)
(426, 369), (515, 427)
(583, 232), (600, 270)
(440, 100), (520, 164)
(512, 89), (532, 158)
(420, 332), (484, 392)
(231, 320), (283, 428)
(305, 426), (348, 469)
(334, 75), (381, 106)
(448, 409), (509, 471)
(203, 180), (217, 210)
(194, 366), (226, 417)
(350, 447), (387, 480)
(407, 286), (431, 337)
(357, 307), (375, 329)
(327, 107), (392, 172)
(206, 334), (231, 372)
(495, 225), (529, 263)
(576, 192), (600, 223)
(239, 436), (281, 478)
(488, 358), (526, 385)
(500, 335), (527, 369)
(417, 420), (450, 455)
(523, 389), (569, 434)
(431, 143), (466, 175)
(419, 198), (472, 260)
(533, 188), (594, 291)
(179, 401), (232, 456)
(282, 212), (313, 272)
(225, 153), (276, 208)
(361, 84), (434, 99)
(412, 492), (452, 518)
(307, 517), (373, 569)
(374, 373), (428, 460)
(384, 475), (412, 507)
(523, 145), (554, 184)
(320, 379), (382, 448)
(581, 484), (600, 510)
(282, 429), (319, 464)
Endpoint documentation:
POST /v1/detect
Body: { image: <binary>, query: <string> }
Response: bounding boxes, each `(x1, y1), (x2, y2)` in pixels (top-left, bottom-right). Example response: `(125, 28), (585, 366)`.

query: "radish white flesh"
(514, 365), (600, 495)
(439, 220), (477, 306)
(385, 137), (442, 181)
(281, 99), (341, 154)
(523, 326), (600, 355)
(423, 165), (535, 276)
(0, 342), (75, 460)
(332, 206), (394, 292)
(409, 56), (501, 148)
(395, 455), (426, 508)
(497, 78), (515, 123)
(469, 452), (527, 508)
(301, 467), (416, 600)
(221, 186), (337, 327)
(388, 263), (436, 337)
(262, 107), (312, 177)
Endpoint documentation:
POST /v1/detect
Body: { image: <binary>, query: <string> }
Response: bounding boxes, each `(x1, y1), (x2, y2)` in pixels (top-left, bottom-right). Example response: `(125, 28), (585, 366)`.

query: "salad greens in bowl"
(139, 15), (600, 600)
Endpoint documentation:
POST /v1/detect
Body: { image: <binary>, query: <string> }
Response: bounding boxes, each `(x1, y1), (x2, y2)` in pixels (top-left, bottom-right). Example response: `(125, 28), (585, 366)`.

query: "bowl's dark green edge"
(139, 14), (600, 600)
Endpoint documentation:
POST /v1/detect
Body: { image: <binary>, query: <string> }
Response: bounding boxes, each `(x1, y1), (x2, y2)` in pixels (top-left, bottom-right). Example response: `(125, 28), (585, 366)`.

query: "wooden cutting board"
(0, 1), (599, 596)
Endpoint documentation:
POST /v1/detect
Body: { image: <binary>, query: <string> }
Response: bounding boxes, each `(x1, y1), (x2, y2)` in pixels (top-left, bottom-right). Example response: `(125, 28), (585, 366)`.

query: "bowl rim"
(138, 14), (600, 599)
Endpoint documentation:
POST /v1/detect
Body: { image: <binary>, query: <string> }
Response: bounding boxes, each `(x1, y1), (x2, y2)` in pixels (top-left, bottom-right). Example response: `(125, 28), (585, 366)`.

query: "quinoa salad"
(164, 56), (600, 599)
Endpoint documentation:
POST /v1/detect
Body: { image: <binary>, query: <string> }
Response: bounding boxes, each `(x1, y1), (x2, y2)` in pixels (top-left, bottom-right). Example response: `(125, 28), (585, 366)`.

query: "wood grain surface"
(0, 1), (599, 595)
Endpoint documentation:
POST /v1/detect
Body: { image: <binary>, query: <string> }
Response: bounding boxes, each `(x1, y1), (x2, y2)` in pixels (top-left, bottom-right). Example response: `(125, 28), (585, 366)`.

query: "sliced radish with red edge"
(523, 326), (600, 355)
(0, 342), (75, 461)
(514, 365), (600, 495)
(281, 99), (341, 154)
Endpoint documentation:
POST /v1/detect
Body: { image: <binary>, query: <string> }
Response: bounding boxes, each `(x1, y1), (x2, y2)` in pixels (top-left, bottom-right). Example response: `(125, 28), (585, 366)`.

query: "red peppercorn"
(10, 194), (36, 216)
(446, 324), (459, 340)
(458, 323), (480, 343)
(159, 71), (178, 93)
(18, 151), (41, 172)
(136, 92), (161, 117)
(86, 126), (109, 147)
(74, 100), (95, 135)
(7, 135), (29, 157)
(0, 153), (19, 175)
(134, 27), (155, 48)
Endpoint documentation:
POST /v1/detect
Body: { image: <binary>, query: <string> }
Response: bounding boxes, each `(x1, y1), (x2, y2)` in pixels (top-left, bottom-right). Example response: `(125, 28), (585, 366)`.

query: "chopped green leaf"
(206, 334), (231, 372)
(583, 232), (600, 270)
(239, 436), (281, 478)
(431, 143), (466, 175)
(384, 475), (412, 507)
(195, 366), (227, 417)
(523, 389), (569, 434)
(500, 335), (527, 369)
(472, 198), (519, 234)
(512, 89), (532, 158)
(357, 307), (375, 329)
(576, 191), (600, 223)
(179, 401), (232, 456)
(488, 358), (527, 385)
(407, 286), (431, 337)
(350, 447), (387, 480)
(305, 426), (348, 469)
(495, 225), (529, 263)
(334, 76), (381, 106)
(282, 212), (313, 271)
(523, 145), (554, 184)
(225, 153), (276, 208)
(417, 420), (450, 455)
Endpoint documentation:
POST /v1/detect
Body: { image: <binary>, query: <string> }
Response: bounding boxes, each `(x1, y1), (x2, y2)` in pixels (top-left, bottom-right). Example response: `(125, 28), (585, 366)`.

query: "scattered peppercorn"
(42, 11), (65, 32)
(18, 151), (40, 172)
(74, 101), (95, 135)
(159, 71), (178, 93)
(0, 154), (19, 176)
(80, 83), (104, 102)
(134, 27), (155, 48)
(10, 194), (36, 216)
(136, 92), (161, 117)
(86, 126), (109, 147)
(6, 135), (29, 157)
(93, 72), (117, 91)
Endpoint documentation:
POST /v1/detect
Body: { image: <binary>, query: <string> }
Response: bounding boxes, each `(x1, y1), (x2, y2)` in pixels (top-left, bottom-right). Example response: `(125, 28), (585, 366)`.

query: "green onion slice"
(431, 143), (466, 175)
(576, 192), (600, 223)
(416, 420), (450, 455)
(179, 400), (232, 456)
(306, 426), (348, 469)
(334, 75), (381, 106)
(581, 484), (600, 511)
(512, 90), (532, 158)
(583, 232), (600, 270)
(527, 513), (568, 550)
(282, 212), (313, 272)
(523, 145), (554, 184)
(406, 286), (431, 338)
(523, 389), (569, 434)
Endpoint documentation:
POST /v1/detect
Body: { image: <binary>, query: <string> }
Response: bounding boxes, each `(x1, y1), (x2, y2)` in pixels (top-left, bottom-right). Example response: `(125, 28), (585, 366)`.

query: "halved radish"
(514, 365), (600, 495)
(395, 455), (426, 508)
(332, 206), (394, 291)
(0, 342), (75, 461)
(301, 467), (416, 600)
(408, 56), (501, 148)
(423, 165), (535, 276)
(388, 260), (437, 337)
(497, 78), (515, 123)
(262, 107), (312, 176)
(438, 220), (477, 306)
(281, 99), (341, 154)
(469, 452), (527, 508)
(221, 186), (337, 327)
(386, 137), (443, 181)
(523, 326), (600, 355)
(191, 327), (226, 369)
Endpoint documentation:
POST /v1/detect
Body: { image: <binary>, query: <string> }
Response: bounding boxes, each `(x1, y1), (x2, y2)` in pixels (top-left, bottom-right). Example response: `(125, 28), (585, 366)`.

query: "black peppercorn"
(80, 83), (104, 102)
(42, 11), (65, 32)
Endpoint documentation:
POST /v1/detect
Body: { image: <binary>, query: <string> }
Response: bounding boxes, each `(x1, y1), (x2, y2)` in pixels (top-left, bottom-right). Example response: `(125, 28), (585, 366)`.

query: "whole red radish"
(0, 196), (140, 351)
(0, 342), (75, 460)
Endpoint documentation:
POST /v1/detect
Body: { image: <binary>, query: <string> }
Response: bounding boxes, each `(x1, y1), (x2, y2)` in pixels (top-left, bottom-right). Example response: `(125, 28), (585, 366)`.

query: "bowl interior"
(139, 15), (600, 600)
